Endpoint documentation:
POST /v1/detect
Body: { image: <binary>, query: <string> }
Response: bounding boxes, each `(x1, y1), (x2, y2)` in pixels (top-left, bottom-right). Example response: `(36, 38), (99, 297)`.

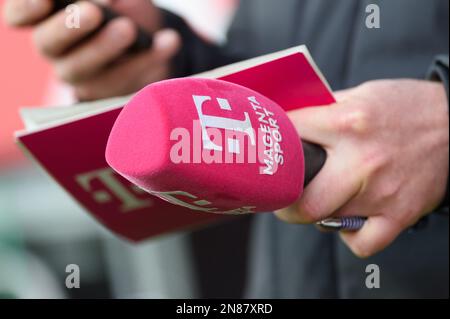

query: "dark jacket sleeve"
(427, 55), (449, 213)
(160, 9), (241, 77)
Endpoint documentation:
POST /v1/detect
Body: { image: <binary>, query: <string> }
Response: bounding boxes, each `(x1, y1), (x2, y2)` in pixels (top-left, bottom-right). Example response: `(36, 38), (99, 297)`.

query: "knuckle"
(32, 28), (54, 57)
(274, 207), (300, 224)
(361, 149), (388, 177)
(353, 247), (372, 259)
(54, 62), (74, 82)
(377, 180), (401, 201)
(298, 198), (323, 222)
(350, 240), (373, 259)
(74, 85), (94, 101)
(33, 28), (64, 58)
(356, 81), (374, 92)
(334, 109), (370, 135)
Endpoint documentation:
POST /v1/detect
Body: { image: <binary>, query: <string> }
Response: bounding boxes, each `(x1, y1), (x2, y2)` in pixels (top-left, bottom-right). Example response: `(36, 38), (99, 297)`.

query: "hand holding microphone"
(105, 78), (448, 258)
(105, 78), (365, 229)
(276, 79), (448, 257)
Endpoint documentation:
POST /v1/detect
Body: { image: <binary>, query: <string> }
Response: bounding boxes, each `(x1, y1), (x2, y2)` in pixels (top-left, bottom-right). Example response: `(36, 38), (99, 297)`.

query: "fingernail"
(154, 29), (178, 51)
(109, 18), (135, 43)
(21, 0), (44, 13)
(27, 0), (46, 9)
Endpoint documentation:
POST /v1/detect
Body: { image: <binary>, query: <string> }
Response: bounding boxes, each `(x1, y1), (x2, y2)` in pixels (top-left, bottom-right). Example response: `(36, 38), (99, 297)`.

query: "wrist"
(427, 56), (450, 212)
(429, 82), (449, 211)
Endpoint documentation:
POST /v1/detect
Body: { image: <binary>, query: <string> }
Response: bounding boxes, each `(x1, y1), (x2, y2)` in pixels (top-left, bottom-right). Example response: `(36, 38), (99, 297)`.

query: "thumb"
(152, 28), (182, 61)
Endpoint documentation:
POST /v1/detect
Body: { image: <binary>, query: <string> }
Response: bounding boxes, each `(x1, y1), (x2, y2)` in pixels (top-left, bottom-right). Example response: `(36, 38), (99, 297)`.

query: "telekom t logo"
(192, 95), (256, 154)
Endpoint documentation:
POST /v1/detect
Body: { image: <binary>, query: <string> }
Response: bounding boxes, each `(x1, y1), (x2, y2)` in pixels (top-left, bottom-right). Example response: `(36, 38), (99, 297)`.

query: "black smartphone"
(52, 0), (153, 53)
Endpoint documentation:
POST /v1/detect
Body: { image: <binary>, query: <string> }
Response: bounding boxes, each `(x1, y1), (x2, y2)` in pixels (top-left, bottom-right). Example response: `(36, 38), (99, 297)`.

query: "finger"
(54, 17), (137, 83)
(33, 1), (103, 57)
(74, 61), (167, 100)
(74, 28), (181, 100)
(275, 154), (363, 223)
(339, 215), (402, 258)
(147, 28), (182, 61)
(3, 0), (52, 26)
(287, 105), (339, 146)
(95, 0), (161, 32)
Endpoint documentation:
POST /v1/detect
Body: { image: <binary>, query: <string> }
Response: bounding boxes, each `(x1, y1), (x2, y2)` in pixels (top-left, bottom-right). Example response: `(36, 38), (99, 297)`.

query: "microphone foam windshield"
(106, 78), (305, 214)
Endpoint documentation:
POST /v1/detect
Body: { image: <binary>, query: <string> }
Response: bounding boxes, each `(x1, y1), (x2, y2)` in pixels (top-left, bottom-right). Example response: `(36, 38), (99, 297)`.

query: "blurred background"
(0, 0), (254, 299)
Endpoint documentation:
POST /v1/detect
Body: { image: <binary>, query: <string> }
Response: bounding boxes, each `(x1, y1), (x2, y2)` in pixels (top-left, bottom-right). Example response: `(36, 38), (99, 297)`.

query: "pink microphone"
(106, 78), (327, 215)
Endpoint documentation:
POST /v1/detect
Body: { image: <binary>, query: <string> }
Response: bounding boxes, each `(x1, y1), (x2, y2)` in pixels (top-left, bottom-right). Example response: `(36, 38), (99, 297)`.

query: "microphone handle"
(52, 0), (153, 53)
(301, 141), (327, 187)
